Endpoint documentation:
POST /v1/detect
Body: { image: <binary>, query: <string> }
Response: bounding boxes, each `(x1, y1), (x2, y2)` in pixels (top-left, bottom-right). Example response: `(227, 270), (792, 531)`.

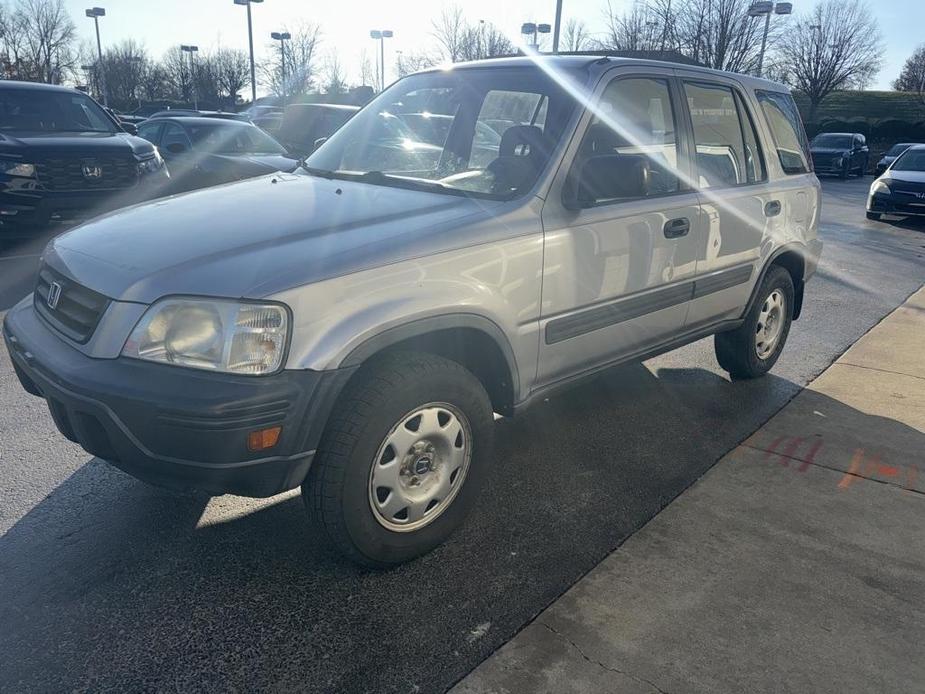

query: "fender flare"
(339, 312), (522, 403)
(744, 242), (810, 321)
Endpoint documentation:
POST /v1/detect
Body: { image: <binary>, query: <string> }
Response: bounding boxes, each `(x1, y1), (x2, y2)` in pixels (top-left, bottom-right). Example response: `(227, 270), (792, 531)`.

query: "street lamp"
(552, 0), (563, 53)
(271, 31), (291, 90)
(181, 44), (199, 110)
(520, 22), (551, 52)
(369, 29), (393, 92)
(748, 1), (793, 78)
(234, 0), (264, 104)
(85, 7), (107, 106)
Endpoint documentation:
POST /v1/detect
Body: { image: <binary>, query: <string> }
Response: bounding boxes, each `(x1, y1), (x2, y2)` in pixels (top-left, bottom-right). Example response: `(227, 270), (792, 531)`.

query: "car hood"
(886, 170), (925, 184)
(810, 147), (849, 155)
(46, 172), (506, 304)
(209, 152), (298, 173)
(0, 131), (155, 158)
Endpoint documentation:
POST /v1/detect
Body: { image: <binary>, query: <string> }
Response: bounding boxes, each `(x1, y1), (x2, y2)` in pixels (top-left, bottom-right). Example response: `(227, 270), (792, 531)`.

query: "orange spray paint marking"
(838, 449), (865, 489)
(762, 436), (787, 463)
(777, 437), (805, 467)
(797, 439), (824, 473)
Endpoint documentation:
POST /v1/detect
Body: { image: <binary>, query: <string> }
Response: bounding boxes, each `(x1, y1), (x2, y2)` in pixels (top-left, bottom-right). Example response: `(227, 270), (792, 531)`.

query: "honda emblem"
(46, 281), (62, 310)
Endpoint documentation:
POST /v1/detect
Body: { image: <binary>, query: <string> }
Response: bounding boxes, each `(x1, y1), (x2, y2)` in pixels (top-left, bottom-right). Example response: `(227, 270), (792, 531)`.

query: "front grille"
(811, 154), (840, 170)
(34, 265), (110, 344)
(35, 156), (138, 191)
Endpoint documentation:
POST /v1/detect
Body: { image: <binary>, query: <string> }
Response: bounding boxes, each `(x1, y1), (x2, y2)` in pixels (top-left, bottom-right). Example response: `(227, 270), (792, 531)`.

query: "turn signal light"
(247, 426), (282, 452)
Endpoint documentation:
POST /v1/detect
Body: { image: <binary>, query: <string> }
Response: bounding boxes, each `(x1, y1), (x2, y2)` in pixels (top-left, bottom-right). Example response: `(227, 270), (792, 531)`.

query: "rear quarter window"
(756, 90), (812, 175)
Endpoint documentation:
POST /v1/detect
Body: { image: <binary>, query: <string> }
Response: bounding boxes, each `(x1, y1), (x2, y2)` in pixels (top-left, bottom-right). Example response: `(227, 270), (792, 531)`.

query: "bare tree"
(677, 0), (771, 72)
(358, 48), (376, 87)
(562, 18), (590, 52)
(432, 5), (467, 62)
(139, 60), (169, 103)
(214, 47), (250, 107)
(261, 22), (321, 98)
(395, 50), (436, 78)
(778, 0), (883, 122)
(893, 44), (925, 105)
(602, 0), (661, 52)
(97, 39), (147, 110)
(14, 0), (77, 83)
(163, 45), (193, 103)
(321, 53), (346, 95)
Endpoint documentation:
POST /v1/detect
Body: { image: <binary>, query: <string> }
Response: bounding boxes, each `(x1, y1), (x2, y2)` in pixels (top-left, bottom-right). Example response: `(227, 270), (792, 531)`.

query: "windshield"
(306, 66), (584, 199)
(891, 148), (925, 171)
(0, 89), (116, 133)
(886, 143), (915, 156)
(185, 122), (286, 155)
(812, 134), (852, 149)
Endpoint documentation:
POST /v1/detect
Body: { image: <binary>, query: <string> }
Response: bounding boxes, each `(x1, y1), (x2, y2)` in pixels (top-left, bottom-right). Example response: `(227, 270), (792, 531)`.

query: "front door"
(537, 69), (703, 386)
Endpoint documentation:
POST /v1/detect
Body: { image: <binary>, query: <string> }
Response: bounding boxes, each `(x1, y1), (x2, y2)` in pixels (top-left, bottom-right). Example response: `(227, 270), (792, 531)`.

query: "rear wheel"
(715, 265), (794, 379)
(306, 352), (494, 568)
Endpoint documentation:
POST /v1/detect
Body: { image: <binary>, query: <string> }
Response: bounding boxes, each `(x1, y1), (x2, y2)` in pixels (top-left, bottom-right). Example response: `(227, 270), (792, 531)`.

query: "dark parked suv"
(809, 132), (869, 178)
(0, 81), (169, 232)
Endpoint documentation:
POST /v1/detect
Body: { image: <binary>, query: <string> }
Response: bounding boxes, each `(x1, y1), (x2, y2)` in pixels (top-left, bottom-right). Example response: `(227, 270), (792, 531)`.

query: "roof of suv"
(0, 80), (81, 93)
(420, 54), (791, 92)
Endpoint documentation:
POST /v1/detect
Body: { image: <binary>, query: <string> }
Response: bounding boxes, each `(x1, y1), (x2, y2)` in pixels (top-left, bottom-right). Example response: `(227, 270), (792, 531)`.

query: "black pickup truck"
(0, 81), (169, 233)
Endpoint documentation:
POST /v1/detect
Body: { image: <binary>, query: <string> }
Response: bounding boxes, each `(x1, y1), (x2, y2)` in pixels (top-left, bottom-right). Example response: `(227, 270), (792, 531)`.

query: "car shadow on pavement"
(0, 361), (922, 692)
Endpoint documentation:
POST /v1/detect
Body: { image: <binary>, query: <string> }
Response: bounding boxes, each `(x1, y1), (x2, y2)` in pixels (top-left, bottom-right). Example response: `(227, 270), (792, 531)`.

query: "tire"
(305, 351), (494, 568)
(866, 211), (881, 221)
(857, 158), (868, 176)
(715, 265), (795, 380)
(840, 161), (850, 179)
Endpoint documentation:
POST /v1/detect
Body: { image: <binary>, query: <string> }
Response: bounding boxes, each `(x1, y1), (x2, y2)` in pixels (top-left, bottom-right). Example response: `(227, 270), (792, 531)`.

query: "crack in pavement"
(836, 361), (925, 383)
(536, 621), (669, 694)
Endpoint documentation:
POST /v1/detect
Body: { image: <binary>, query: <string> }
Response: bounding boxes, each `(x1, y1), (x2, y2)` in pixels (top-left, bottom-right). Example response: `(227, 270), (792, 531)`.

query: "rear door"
(537, 67), (704, 385)
(676, 73), (777, 330)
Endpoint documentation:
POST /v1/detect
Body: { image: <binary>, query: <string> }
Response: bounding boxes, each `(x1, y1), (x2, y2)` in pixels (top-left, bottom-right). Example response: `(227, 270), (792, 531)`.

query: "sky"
(65, 0), (924, 92)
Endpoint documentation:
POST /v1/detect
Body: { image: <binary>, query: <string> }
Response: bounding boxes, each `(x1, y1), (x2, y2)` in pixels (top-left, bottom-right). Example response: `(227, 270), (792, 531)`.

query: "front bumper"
(3, 301), (354, 497)
(867, 192), (925, 217)
(0, 170), (169, 231)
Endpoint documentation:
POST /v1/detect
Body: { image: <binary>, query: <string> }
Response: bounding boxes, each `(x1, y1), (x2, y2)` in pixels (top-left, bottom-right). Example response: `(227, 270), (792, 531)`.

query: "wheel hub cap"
(755, 288), (786, 360)
(368, 403), (472, 532)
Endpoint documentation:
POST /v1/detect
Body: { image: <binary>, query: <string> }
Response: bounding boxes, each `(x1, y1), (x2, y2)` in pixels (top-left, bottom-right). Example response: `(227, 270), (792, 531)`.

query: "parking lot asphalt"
(1, 176), (925, 693)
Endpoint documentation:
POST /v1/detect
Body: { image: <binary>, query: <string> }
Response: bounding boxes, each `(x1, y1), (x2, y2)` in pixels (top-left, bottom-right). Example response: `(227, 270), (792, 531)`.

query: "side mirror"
(313, 136), (328, 152)
(165, 142), (188, 155)
(121, 122), (138, 136)
(564, 154), (650, 209)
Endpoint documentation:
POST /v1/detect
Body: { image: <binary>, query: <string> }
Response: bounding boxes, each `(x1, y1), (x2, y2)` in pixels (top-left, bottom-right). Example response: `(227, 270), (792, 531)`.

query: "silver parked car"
(4, 56), (822, 566)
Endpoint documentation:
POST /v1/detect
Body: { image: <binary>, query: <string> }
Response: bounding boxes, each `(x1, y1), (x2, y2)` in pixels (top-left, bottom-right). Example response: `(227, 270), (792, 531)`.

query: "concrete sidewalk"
(454, 286), (925, 694)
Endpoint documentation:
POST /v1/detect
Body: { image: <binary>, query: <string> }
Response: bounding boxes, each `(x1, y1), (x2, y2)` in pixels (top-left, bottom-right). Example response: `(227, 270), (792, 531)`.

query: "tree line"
(0, 0), (920, 121)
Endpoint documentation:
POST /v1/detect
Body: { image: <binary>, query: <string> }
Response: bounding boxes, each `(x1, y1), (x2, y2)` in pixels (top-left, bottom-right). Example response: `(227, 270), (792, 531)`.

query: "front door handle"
(663, 217), (690, 239)
(765, 200), (782, 217)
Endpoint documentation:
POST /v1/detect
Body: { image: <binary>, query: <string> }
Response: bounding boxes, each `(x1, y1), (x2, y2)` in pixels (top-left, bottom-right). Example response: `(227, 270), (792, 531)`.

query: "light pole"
(234, 0), (264, 104)
(271, 31), (290, 94)
(748, 1), (793, 78)
(85, 7), (107, 106)
(552, 0), (563, 53)
(520, 22), (551, 52)
(369, 29), (393, 92)
(181, 44), (199, 109)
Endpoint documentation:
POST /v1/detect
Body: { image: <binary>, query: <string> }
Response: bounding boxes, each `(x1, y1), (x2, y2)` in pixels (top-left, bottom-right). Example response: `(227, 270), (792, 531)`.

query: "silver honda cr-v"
(4, 56), (822, 566)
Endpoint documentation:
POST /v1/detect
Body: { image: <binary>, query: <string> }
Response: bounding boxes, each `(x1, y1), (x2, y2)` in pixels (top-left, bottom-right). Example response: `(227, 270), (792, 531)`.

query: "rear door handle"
(663, 217), (690, 239)
(764, 200), (782, 217)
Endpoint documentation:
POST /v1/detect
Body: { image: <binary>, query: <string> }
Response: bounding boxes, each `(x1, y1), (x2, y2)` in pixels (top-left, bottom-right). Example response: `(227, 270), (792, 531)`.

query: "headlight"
(0, 158), (36, 178)
(122, 298), (290, 375)
(870, 179), (891, 196)
(137, 150), (165, 175)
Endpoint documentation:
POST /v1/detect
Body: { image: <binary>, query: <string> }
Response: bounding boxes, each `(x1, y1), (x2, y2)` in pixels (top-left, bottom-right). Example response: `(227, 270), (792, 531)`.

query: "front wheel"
(715, 265), (794, 379)
(866, 211), (881, 221)
(305, 352), (494, 568)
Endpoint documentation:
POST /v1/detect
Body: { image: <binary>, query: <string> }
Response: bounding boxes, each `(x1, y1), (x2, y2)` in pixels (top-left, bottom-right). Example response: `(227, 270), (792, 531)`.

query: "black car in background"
(810, 132), (869, 178)
(137, 116), (298, 194)
(867, 144), (925, 221)
(874, 142), (922, 177)
(0, 81), (168, 232)
(277, 103), (359, 158)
